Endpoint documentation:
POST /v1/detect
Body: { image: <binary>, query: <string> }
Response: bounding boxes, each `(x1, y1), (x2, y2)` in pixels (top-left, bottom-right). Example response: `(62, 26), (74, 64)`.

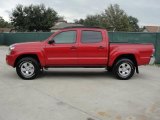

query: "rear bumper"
(149, 56), (155, 64)
(138, 56), (155, 66)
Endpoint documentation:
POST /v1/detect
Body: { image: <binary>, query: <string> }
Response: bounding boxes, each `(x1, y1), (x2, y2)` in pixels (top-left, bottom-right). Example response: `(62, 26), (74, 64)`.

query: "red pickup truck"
(6, 27), (154, 80)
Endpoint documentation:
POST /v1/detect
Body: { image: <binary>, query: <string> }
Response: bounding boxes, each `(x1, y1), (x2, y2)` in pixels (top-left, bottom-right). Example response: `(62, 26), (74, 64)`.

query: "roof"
(0, 28), (12, 33)
(50, 22), (83, 30)
(61, 26), (104, 30)
(144, 26), (160, 32)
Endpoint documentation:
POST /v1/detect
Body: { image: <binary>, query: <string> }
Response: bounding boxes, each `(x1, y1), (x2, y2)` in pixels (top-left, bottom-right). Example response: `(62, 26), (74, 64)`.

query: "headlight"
(7, 45), (15, 55)
(10, 45), (15, 50)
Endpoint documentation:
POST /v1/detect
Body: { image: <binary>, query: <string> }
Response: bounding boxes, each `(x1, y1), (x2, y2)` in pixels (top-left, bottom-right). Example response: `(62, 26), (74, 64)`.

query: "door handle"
(71, 46), (77, 50)
(98, 46), (105, 49)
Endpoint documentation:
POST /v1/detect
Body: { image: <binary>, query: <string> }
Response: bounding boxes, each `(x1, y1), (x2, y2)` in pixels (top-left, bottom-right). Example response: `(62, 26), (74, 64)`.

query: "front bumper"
(6, 55), (15, 67)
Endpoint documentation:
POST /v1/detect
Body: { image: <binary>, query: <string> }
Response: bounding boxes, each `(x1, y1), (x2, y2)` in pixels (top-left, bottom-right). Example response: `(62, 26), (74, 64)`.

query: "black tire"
(16, 57), (40, 80)
(113, 58), (135, 80)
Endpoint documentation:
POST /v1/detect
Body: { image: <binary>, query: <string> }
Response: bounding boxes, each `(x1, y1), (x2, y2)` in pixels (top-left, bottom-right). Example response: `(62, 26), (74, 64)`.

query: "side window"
(81, 31), (102, 43)
(53, 31), (76, 44)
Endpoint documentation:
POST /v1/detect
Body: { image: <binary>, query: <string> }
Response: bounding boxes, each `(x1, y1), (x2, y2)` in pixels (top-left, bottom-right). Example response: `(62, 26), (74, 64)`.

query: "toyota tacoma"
(6, 27), (154, 80)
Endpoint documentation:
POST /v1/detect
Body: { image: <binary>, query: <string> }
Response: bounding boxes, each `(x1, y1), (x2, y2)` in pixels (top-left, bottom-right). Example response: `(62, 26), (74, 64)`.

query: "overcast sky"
(0, 0), (160, 26)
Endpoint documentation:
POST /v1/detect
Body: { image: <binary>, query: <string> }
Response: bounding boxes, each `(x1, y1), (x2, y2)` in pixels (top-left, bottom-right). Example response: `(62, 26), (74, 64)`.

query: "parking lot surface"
(0, 46), (160, 120)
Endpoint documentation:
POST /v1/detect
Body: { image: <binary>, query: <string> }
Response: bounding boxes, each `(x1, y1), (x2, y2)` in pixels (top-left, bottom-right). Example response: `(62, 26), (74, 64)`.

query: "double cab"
(6, 27), (154, 80)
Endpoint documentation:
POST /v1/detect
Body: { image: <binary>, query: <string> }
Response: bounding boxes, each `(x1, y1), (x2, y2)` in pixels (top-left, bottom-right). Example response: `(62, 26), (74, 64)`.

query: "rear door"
(78, 29), (108, 65)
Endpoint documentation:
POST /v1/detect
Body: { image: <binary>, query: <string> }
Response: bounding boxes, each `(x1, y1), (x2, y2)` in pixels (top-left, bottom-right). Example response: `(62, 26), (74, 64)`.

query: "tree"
(75, 15), (110, 30)
(10, 4), (59, 32)
(128, 16), (139, 32)
(75, 4), (140, 32)
(0, 16), (12, 28)
(75, 15), (101, 27)
(103, 4), (130, 31)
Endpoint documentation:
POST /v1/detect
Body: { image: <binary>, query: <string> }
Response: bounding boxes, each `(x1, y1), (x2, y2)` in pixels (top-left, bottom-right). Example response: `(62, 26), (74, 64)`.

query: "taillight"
(151, 49), (155, 57)
(153, 49), (155, 53)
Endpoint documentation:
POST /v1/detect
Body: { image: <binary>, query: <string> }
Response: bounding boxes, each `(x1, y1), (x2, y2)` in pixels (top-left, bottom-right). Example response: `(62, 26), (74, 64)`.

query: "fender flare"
(108, 48), (140, 67)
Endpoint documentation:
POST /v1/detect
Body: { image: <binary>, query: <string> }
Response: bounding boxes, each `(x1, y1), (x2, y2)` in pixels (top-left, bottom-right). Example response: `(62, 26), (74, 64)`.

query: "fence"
(2, 32), (53, 45)
(0, 32), (159, 64)
(0, 33), (4, 45)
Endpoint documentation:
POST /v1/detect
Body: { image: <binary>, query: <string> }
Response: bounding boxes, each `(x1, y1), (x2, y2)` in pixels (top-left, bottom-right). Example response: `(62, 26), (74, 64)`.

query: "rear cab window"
(81, 31), (103, 43)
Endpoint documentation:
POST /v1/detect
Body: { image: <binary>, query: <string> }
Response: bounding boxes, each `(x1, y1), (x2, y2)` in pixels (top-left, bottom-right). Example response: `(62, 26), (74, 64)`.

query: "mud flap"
(136, 66), (139, 74)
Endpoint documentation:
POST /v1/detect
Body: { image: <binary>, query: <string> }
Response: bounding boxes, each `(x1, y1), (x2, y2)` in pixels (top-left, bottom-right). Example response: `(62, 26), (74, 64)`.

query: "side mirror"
(48, 40), (55, 44)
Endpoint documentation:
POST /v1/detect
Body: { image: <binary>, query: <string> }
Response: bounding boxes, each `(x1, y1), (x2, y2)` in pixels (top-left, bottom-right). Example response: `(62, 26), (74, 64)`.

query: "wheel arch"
(14, 54), (41, 68)
(111, 54), (138, 68)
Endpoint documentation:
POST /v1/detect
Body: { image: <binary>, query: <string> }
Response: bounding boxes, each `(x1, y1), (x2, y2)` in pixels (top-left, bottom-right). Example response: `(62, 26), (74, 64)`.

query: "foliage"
(0, 16), (12, 28)
(128, 16), (140, 32)
(10, 4), (59, 32)
(75, 4), (140, 32)
(75, 15), (108, 29)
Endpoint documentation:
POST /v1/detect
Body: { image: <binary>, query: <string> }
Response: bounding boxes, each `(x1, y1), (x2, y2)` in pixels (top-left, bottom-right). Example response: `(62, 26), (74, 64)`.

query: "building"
(50, 19), (83, 32)
(143, 26), (160, 32)
(0, 28), (12, 33)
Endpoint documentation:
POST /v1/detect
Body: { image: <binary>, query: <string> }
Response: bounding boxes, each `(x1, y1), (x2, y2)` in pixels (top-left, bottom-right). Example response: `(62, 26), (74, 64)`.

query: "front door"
(44, 30), (77, 66)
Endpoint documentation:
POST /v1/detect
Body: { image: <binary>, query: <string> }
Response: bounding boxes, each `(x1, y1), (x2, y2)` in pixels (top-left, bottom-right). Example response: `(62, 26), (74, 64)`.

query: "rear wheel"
(113, 58), (135, 80)
(16, 57), (40, 80)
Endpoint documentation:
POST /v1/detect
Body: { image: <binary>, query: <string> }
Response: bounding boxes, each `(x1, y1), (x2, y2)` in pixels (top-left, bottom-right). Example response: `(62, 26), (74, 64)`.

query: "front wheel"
(113, 59), (135, 80)
(16, 57), (40, 80)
